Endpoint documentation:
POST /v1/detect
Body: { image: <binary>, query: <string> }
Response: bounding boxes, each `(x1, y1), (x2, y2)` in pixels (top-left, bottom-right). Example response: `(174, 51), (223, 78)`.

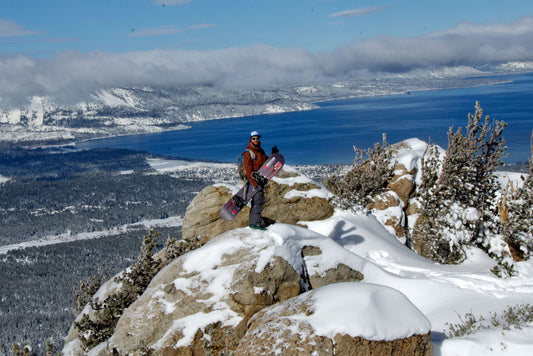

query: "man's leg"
(249, 186), (265, 227)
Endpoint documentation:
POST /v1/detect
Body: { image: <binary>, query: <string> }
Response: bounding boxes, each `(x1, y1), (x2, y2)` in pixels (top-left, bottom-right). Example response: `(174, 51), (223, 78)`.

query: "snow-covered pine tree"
(499, 131), (533, 269)
(74, 229), (161, 349)
(412, 102), (507, 265)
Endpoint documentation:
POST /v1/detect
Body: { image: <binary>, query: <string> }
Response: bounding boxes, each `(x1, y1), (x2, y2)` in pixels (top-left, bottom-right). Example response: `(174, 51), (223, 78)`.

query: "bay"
(77, 73), (533, 165)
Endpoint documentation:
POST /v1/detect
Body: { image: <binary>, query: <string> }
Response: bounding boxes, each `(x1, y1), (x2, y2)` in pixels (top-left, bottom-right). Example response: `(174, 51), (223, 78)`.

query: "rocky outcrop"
(63, 166), (434, 356)
(181, 184), (242, 245)
(182, 168), (334, 245)
(65, 223), (414, 356)
(99, 229), (303, 355)
(368, 140), (425, 242)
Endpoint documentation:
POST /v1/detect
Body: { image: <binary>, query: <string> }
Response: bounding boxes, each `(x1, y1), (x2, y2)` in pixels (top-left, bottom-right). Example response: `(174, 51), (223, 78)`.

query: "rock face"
(102, 229), (303, 355)
(65, 224), (413, 356)
(301, 245), (363, 289)
(181, 184), (242, 245)
(182, 168), (334, 245)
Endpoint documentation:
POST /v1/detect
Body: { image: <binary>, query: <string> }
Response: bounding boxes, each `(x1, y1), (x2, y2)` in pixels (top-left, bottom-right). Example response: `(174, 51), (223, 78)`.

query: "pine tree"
(500, 131), (533, 267)
(412, 102), (507, 264)
(74, 229), (161, 349)
(324, 134), (394, 210)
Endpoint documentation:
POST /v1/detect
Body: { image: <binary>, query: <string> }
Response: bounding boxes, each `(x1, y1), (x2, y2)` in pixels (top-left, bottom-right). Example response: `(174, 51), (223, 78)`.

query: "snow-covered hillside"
(0, 65), (519, 145)
(64, 195), (533, 356)
(304, 211), (533, 354)
(61, 154), (533, 355)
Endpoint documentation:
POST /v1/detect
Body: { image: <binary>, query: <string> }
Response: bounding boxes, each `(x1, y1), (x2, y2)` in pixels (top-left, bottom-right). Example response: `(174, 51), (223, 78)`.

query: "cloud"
(2, 16), (533, 105)
(128, 23), (215, 37)
(329, 6), (384, 18)
(129, 25), (183, 37)
(0, 19), (41, 37)
(152, 0), (192, 5)
(430, 16), (533, 36)
(186, 24), (216, 30)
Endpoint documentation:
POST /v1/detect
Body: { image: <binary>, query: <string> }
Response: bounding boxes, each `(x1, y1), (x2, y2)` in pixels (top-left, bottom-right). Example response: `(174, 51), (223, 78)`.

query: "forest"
(0, 148), (210, 355)
(0, 146), (334, 354)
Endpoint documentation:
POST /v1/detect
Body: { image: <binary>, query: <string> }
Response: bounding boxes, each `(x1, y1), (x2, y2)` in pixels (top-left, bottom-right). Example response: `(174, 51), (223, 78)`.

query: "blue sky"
(2, 0), (533, 104)
(3, 0), (533, 55)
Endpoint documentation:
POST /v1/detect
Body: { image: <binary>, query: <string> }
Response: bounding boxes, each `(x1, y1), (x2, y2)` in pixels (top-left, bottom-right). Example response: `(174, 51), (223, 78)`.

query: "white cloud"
(0, 19), (41, 37)
(186, 24), (216, 30)
(2, 16), (533, 105)
(430, 16), (533, 36)
(128, 23), (214, 37)
(329, 6), (384, 18)
(129, 25), (183, 37)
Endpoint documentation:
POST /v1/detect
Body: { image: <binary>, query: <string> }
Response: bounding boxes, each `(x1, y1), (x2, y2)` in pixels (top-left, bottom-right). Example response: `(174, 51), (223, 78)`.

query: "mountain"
(0, 65), (521, 146)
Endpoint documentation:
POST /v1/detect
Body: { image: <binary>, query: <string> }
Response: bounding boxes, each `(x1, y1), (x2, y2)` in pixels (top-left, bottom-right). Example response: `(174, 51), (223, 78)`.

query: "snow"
(128, 204), (532, 354)
(113, 208), (533, 354)
(304, 283), (431, 341)
(154, 310), (241, 349)
(147, 157), (234, 172)
(0, 215), (184, 255)
(494, 171), (527, 191)
(394, 137), (429, 172)
(300, 211), (533, 354)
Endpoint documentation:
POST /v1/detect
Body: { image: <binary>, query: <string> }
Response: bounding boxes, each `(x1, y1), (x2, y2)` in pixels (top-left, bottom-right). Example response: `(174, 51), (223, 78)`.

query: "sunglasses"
(251, 137), (260, 140)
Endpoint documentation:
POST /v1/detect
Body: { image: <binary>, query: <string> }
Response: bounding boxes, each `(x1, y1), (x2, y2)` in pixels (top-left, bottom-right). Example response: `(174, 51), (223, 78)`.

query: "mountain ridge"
(2, 64), (530, 146)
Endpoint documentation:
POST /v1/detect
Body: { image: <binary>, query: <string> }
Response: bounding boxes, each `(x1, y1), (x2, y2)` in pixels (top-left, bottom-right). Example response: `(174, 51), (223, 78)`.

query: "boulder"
(235, 283), (433, 356)
(301, 246), (363, 289)
(63, 224), (369, 356)
(92, 228), (304, 355)
(388, 173), (415, 205)
(181, 184), (246, 245)
(371, 191), (402, 211)
(182, 168), (334, 245)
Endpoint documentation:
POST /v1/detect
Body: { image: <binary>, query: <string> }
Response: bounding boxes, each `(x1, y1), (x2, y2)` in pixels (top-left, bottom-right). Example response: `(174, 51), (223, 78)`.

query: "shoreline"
(0, 74), (519, 148)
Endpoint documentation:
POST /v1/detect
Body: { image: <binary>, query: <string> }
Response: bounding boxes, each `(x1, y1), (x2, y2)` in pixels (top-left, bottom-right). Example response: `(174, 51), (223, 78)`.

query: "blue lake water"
(77, 73), (533, 165)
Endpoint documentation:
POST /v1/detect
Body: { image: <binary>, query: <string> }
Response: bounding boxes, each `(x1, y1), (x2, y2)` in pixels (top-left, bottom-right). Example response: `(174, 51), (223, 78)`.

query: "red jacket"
(244, 142), (268, 187)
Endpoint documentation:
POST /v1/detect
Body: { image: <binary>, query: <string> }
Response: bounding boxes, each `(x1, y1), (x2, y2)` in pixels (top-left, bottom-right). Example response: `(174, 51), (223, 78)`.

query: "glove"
(253, 172), (268, 187)
(271, 145), (279, 154)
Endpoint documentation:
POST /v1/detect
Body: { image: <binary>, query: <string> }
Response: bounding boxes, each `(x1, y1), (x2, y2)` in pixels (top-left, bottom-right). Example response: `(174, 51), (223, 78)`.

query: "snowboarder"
(243, 130), (279, 230)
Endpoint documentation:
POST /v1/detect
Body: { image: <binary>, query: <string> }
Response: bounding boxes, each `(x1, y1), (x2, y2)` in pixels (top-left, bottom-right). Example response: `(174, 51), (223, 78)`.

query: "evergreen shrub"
(324, 134), (394, 210)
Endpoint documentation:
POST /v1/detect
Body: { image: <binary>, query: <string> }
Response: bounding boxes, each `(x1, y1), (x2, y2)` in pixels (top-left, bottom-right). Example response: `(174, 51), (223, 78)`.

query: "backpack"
(237, 149), (256, 182)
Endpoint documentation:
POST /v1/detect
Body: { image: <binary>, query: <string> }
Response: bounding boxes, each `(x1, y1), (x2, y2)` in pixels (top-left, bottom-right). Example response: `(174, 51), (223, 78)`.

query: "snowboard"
(220, 153), (285, 221)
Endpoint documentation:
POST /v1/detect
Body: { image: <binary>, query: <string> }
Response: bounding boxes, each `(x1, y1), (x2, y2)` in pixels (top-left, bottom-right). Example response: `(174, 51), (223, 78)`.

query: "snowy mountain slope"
(65, 209), (533, 355)
(60, 153), (533, 355)
(0, 66), (516, 145)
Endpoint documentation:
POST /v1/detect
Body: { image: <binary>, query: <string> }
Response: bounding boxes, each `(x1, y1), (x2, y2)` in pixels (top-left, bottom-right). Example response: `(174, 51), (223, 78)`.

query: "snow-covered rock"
(181, 167), (334, 245)
(60, 159), (533, 356)
(236, 283), (432, 356)
(62, 221), (434, 355)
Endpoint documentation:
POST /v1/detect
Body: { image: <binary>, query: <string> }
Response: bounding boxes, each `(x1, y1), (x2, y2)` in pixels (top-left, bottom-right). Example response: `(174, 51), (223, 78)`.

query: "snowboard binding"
(231, 195), (246, 209)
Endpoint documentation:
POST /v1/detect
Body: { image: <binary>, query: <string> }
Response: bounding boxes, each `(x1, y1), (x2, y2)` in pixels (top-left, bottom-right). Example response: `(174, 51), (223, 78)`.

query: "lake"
(77, 73), (533, 165)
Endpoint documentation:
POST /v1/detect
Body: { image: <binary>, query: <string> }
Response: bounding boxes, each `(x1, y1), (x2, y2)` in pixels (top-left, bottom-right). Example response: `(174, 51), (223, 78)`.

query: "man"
(243, 130), (278, 230)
